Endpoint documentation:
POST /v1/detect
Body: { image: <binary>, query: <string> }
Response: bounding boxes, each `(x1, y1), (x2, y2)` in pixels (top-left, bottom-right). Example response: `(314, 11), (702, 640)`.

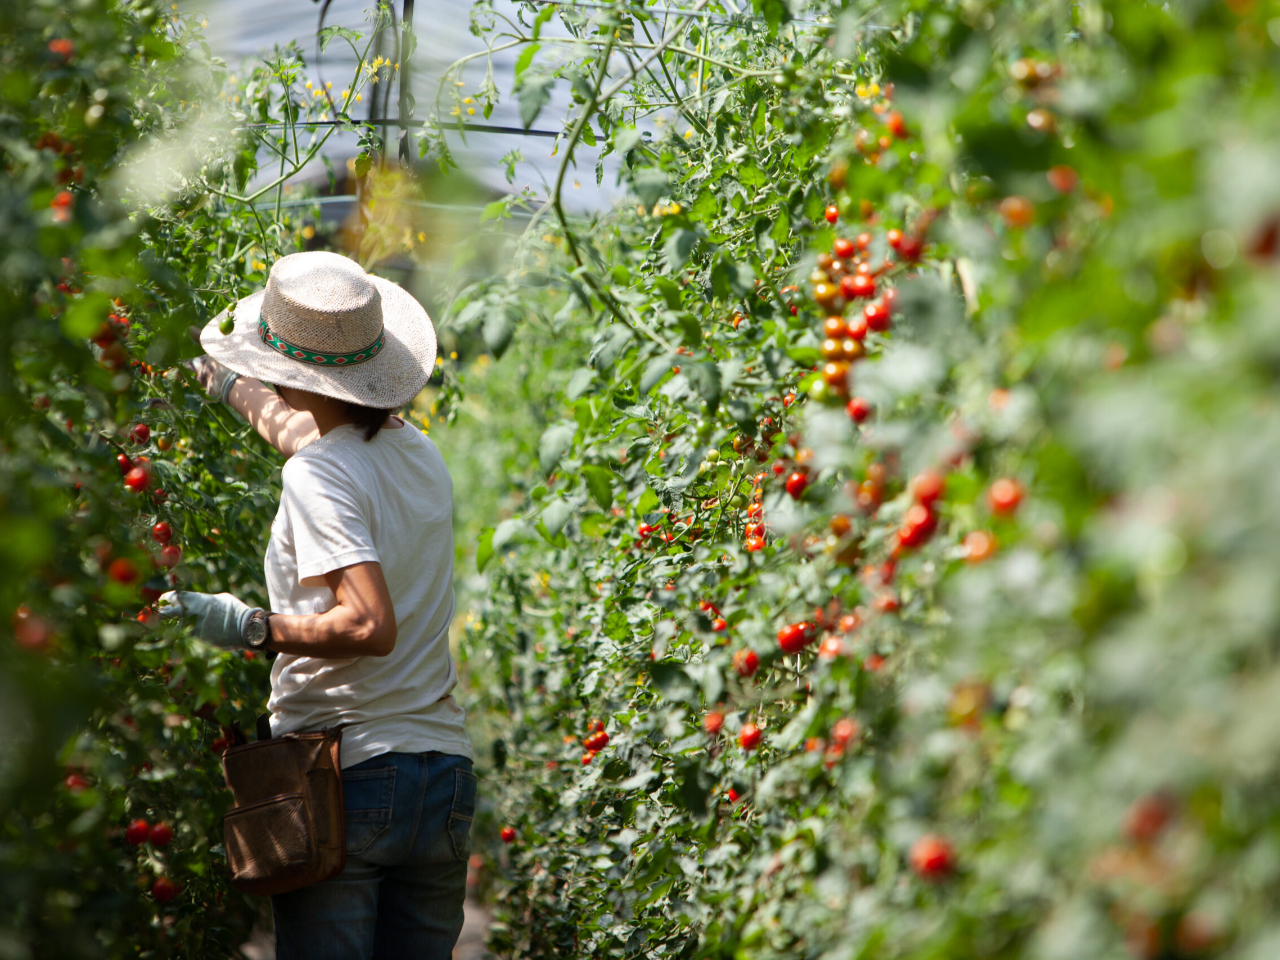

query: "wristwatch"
(244, 608), (272, 651)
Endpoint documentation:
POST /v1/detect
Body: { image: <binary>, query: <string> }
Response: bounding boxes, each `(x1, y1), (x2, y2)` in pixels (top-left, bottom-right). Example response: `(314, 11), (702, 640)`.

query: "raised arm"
(187, 349), (319, 458)
(224, 377), (320, 458)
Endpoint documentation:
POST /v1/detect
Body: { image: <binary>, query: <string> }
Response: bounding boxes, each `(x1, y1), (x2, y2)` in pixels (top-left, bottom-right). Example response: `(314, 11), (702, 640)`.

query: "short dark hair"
(344, 401), (395, 441)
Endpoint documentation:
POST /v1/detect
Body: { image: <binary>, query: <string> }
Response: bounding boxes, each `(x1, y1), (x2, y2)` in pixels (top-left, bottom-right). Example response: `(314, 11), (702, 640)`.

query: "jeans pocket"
(342, 766), (395, 857)
(447, 768), (477, 863)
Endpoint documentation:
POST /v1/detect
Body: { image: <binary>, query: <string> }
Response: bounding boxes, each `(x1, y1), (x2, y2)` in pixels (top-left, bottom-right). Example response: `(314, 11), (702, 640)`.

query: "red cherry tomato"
(107, 558), (139, 584)
(896, 504), (937, 549)
(738, 723), (762, 750)
(912, 470), (945, 506)
(151, 522), (173, 544)
(703, 711), (724, 734)
(125, 818), (150, 846)
(863, 300), (891, 331)
(744, 536), (765, 552)
(151, 877), (177, 903)
(832, 237), (855, 260)
(777, 621), (817, 654)
(130, 423), (150, 444)
(711, 617), (728, 632)
(832, 718), (860, 745)
(148, 822), (173, 847)
(500, 826), (517, 844)
(846, 397), (873, 423)
(988, 478), (1024, 515)
(159, 544), (181, 569)
(910, 834), (954, 880)
(732, 649), (759, 677)
(873, 591), (900, 614)
(784, 471), (809, 499)
(824, 204), (839, 224)
(885, 111), (908, 139)
(116, 453), (132, 475)
(64, 773), (89, 794)
(841, 273), (876, 300)
(124, 466), (150, 492)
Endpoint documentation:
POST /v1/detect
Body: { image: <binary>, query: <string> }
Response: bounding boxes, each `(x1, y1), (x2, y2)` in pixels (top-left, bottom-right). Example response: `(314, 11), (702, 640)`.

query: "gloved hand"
(158, 591), (255, 648)
(184, 325), (240, 404)
(184, 354), (240, 404)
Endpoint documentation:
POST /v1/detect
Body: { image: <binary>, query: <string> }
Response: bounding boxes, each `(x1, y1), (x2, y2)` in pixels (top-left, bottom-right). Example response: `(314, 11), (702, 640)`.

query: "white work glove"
(158, 591), (254, 648)
(184, 326), (240, 404)
(184, 355), (240, 404)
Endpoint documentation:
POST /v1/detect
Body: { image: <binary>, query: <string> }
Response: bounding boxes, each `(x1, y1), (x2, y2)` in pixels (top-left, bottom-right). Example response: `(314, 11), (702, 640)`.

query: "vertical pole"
(399, 0), (415, 167)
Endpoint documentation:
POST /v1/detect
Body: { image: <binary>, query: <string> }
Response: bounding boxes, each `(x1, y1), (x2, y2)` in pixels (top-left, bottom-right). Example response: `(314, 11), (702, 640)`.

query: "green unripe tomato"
(705, 449), (720, 462)
(731, 493), (747, 509)
(218, 316), (235, 335)
(808, 379), (829, 402)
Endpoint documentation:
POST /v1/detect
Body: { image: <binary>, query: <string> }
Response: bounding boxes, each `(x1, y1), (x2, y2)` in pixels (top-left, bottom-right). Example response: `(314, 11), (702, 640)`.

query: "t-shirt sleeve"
(281, 453), (380, 585)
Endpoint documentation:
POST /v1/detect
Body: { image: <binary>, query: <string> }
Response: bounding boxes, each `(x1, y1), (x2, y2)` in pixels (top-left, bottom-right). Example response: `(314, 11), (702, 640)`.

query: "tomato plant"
(428, 1), (1280, 958)
(8, 0), (1280, 958)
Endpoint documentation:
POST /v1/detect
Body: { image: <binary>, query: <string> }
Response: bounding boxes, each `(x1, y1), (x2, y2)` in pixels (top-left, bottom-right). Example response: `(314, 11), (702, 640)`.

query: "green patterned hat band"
(254, 312), (385, 367)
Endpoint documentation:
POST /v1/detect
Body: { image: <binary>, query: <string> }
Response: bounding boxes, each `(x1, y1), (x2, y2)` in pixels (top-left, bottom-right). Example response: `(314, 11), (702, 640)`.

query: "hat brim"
(200, 275), (437, 410)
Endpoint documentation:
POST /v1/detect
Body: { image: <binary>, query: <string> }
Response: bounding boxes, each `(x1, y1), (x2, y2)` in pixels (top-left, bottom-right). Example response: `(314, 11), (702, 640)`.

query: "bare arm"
(266, 561), (397, 658)
(186, 346), (319, 458)
(225, 377), (320, 458)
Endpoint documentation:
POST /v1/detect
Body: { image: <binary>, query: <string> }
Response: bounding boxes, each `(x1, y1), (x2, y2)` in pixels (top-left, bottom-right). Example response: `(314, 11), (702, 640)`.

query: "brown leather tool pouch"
(221, 720), (345, 896)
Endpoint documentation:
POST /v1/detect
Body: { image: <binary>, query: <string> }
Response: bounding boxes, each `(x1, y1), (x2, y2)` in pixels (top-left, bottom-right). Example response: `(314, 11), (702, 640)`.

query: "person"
(159, 251), (474, 960)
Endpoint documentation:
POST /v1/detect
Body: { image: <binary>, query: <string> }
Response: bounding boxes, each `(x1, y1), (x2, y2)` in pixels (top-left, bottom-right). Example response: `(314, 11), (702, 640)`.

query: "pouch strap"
(256, 713), (273, 742)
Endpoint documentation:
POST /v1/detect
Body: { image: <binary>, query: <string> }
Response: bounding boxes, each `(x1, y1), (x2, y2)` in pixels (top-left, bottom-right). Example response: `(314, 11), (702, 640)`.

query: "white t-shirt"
(264, 420), (472, 769)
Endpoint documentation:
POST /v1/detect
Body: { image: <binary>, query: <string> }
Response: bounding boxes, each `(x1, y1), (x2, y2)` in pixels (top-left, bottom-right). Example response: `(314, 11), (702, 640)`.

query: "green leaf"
(62, 293), (110, 339)
(726, 397), (757, 430)
(612, 125), (643, 156)
(675, 313), (702, 347)
(566, 368), (595, 400)
(582, 466), (614, 510)
(492, 518), (526, 553)
(603, 609), (632, 643)
(589, 325), (633, 371)
(649, 662), (697, 703)
(475, 527), (495, 572)
(652, 277), (682, 310)
(664, 228), (698, 271)
(786, 346), (821, 366)
(514, 42), (541, 79)
(685, 362), (721, 409)
(641, 354), (676, 394)
(538, 421), (577, 474)
(483, 308), (515, 358)
(632, 166), (669, 208)
(480, 199), (509, 221)
(674, 758), (711, 815)
(530, 4), (555, 39)
(769, 206), (791, 245)
(319, 25), (362, 53)
(690, 187), (719, 223)
(581, 123), (596, 146)
(541, 498), (573, 537)
(516, 74), (554, 129)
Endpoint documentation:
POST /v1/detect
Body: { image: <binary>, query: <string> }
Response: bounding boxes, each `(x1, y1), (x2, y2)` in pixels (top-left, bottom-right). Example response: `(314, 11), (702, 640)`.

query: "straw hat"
(199, 251), (436, 410)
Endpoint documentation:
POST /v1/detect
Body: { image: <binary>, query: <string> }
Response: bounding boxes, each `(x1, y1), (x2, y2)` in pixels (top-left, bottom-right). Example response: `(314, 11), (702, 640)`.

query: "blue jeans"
(272, 752), (476, 960)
